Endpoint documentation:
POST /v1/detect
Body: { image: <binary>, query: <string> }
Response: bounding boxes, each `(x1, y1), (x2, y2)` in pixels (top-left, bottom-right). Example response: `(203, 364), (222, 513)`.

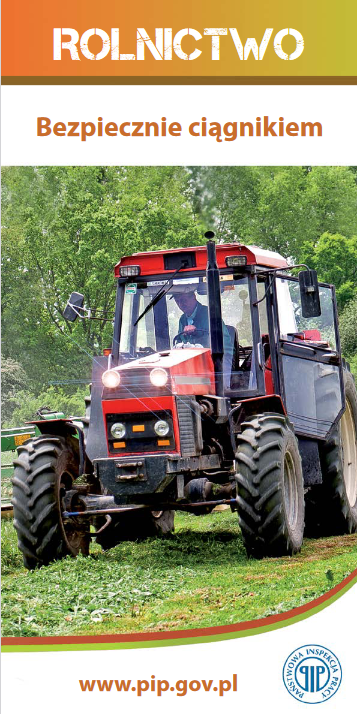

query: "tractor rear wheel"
(235, 413), (304, 558)
(305, 369), (357, 536)
(12, 435), (89, 570)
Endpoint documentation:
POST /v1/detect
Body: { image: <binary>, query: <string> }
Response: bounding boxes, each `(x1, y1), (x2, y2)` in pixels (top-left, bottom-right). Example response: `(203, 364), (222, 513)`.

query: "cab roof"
(115, 243), (288, 277)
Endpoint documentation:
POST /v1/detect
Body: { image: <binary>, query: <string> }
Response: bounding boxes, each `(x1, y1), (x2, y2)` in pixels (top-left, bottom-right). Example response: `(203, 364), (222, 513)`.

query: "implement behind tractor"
(12, 235), (357, 569)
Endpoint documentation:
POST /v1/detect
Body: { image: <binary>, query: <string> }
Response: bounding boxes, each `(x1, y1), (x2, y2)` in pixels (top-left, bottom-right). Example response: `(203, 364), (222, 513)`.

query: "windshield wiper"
(133, 261), (188, 327)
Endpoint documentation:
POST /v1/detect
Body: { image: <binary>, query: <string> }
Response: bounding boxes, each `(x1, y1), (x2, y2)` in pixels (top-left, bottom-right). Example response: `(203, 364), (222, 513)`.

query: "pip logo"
(282, 645), (342, 704)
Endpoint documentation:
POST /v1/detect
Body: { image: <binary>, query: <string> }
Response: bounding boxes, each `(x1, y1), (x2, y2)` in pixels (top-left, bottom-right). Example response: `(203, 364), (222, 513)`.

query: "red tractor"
(12, 235), (357, 568)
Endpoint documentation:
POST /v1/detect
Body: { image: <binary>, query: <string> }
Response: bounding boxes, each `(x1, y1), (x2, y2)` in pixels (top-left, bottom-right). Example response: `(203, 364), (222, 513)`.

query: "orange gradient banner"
(2, 0), (357, 80)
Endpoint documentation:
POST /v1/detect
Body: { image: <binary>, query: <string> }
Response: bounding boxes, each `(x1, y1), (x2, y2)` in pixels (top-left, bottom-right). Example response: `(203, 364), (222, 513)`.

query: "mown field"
(2, 508), (357, 638)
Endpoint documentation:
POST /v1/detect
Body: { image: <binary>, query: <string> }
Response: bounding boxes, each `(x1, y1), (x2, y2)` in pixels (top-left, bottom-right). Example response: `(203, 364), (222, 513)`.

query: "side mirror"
(63, 292), (84, 322)
(298, 270), (321, 318)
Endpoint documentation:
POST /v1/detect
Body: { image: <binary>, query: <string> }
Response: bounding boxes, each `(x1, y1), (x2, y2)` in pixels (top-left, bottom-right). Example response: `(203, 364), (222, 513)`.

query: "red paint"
(157, 350), (215, 396)
(116, 348), (216, 396)
(241, 394), (286, 415)
(293, 329), (322, 342)
(115, 243), (288, 277)
(264, 356), (274, 394)
(102, 396), (180, 456)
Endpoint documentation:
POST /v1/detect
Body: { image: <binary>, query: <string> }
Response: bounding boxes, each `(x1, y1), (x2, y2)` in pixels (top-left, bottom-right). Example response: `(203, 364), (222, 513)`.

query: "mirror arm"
(65, 303), (114, 322)
(66, 302), (88, 320)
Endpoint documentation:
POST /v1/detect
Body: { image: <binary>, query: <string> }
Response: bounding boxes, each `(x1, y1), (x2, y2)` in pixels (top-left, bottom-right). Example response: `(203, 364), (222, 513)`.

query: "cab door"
(275, 277), (344, 439)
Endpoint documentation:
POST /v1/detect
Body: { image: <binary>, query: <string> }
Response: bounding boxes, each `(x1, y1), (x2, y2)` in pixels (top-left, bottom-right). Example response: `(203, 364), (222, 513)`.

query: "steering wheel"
(173, 329), (209, 346)
(239, 346), (252, 370)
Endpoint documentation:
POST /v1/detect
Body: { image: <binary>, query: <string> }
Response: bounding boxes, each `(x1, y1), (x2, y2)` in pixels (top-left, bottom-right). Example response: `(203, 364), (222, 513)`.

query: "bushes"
(1, 356), (27, 424)
(339, 297), (357, 381)
(340, 296), (357, 356)
(347, 356), (357, 382)
(1, 352), (88, 427)
(3, 385), (87, 428)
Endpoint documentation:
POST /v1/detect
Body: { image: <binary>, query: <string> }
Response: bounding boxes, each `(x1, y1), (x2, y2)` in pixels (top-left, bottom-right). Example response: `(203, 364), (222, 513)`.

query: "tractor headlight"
(154, 420), (170, 437)
(110, 422), (126, 439)
(150, 368), (168, 387)
(102, 369), (121, 388)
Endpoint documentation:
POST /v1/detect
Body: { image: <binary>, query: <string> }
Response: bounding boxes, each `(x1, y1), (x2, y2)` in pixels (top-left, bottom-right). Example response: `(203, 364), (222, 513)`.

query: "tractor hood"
(105, 348), (216, 397)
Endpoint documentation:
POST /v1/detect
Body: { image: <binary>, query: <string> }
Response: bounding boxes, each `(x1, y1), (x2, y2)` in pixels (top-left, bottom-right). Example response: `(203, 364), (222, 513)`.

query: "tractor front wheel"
(235, 413), (304, 558)
(12, 435), (90, 570)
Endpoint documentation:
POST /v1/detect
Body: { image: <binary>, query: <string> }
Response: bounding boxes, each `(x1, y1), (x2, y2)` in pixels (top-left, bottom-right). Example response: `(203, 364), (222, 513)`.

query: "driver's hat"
(170, 285), (197, 298)
(172, 288), (196, 296)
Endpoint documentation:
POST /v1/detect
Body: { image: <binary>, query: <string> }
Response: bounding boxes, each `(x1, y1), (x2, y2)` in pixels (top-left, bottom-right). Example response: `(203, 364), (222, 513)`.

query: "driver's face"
(174, 292), (197, 315)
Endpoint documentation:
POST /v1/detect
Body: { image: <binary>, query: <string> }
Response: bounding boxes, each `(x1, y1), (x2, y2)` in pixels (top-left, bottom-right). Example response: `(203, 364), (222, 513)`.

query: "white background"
(1, 84), (357, 165)
(2, 82), (357, 712)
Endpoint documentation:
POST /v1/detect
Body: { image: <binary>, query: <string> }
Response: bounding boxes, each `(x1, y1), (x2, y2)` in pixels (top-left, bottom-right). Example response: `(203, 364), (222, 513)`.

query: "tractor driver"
(173, 290), (233, 386)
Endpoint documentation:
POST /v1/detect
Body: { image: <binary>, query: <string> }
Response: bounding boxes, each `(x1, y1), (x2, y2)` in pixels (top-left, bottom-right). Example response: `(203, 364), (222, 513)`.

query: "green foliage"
(1, 356), (27, 423)
(348, 356), (357, 382)
(340, 296), (357, 356)
(2, 512), (356, 636)
(5, 386), (87, 427)
(2, 166), (357, 423)
(1, 166), (200, 421)
(191, 166), (357, 265)
(308, 233), (357, 309)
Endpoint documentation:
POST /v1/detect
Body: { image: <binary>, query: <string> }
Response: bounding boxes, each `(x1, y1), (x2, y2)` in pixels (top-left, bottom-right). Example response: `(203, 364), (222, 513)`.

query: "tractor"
(12, 234), (357, 569)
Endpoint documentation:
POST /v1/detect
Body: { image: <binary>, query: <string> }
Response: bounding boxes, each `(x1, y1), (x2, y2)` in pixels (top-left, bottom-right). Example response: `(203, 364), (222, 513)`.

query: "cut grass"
(2, 510), (357, 638)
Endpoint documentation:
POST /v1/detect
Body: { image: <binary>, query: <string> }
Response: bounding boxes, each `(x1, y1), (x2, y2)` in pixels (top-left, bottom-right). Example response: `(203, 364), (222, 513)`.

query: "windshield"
(118, 273), (257, 391)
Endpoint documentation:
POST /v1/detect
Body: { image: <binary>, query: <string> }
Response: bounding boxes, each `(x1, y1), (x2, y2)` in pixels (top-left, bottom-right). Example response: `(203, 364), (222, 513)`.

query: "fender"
(27, 419), (86, 476)
(240, 394), (286, 416)
(228, 394), (286, 454)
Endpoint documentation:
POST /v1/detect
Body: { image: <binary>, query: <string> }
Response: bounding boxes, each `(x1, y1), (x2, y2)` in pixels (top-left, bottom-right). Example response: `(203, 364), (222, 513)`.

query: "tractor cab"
(109, 240), (343, 438)
(110, 241), (287, 401)
(117, 268), (257, 393)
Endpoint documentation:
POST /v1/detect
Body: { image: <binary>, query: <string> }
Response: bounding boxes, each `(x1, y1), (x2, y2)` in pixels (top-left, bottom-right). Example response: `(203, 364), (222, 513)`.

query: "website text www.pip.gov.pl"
(79, 674), (238, 697)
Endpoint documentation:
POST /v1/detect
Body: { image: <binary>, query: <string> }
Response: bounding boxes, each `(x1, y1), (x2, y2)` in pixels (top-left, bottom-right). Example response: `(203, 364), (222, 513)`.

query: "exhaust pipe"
(206, 233), (224, 396)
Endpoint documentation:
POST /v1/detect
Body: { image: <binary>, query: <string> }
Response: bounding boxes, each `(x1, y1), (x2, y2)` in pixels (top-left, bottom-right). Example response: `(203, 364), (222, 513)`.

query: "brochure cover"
(1, 2), (357, 712)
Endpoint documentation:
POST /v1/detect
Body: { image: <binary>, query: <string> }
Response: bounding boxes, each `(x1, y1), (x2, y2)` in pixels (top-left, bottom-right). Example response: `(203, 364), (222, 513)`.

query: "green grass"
(2, 510), (357, 638)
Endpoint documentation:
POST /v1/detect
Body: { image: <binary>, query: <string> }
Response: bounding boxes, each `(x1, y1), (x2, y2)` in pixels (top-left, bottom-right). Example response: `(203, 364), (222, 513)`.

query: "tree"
(191, 166), (357, 264)
(340, 296), (357, 356)
(1, 356), (27, 424)
(1, 166), (201, 392)
(2, 165), (357, 403)
(308, 233), (357, 309)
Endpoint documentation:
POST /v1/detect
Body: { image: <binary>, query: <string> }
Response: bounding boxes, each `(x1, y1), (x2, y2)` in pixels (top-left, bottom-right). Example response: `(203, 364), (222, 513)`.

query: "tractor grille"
(176, 397), (197, 457)
(103, 368), (172, 399)
(106, 410), (175, 454)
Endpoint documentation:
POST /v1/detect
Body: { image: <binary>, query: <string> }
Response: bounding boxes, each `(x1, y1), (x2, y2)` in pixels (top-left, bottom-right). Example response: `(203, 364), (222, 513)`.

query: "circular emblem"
(282, 645), (342, 704)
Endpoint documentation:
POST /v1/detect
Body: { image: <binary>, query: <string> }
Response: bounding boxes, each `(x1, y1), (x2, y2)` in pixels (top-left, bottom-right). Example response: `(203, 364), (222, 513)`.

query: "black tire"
(12, 435), (90, 570)
(235, 413), (304, 558)
(305, 370), (357, 537)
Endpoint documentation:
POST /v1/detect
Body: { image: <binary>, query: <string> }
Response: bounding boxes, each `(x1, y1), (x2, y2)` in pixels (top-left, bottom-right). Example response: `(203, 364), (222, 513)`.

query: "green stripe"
(3, 574), (356, 653)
